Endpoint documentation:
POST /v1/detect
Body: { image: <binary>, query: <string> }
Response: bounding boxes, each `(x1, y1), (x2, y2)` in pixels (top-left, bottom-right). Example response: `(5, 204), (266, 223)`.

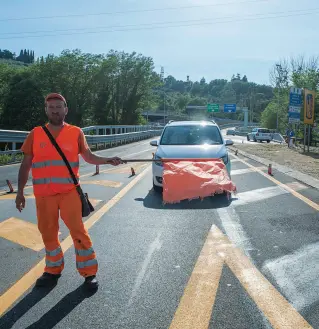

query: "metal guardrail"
(0, 128), (163, 165)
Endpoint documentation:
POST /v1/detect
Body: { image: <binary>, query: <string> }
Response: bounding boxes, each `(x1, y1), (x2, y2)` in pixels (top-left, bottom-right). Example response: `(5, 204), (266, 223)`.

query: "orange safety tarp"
(162, 159), (236, 204)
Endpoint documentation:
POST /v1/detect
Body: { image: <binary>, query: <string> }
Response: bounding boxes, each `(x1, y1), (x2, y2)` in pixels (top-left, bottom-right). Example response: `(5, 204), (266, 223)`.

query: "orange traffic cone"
(268, 164), (272, 176)
(131, 167), (136, 176)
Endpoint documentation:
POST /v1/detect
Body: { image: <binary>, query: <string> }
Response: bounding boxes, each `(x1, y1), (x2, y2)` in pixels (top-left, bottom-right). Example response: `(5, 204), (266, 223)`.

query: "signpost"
(223, 104), (237, 113)
(207, 103), (219, 113)
(288, 87), (302, 124)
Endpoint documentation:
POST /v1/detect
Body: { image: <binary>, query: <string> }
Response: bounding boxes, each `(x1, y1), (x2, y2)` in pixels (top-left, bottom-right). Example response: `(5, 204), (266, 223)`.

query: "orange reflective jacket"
(31, 123), (80, 196)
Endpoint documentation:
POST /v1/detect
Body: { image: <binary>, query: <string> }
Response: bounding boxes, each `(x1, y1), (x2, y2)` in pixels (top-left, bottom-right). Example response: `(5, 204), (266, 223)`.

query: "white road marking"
(231, 167), (265, 176)
(232, 186), (289, 206)
(263, 242), (319, 311)
(216, 207), (254, 253)
(128, 232), (162, 306)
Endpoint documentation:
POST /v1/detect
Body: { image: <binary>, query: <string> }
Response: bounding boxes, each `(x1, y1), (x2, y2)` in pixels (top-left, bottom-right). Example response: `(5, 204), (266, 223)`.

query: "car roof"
(166, 120), (218, 127)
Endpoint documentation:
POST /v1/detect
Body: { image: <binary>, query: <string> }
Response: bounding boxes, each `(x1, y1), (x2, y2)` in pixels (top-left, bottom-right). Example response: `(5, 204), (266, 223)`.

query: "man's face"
(45, 99), (68, 125)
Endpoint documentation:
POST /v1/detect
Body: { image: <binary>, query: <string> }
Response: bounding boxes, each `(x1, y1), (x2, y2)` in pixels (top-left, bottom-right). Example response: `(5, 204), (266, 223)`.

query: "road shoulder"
(229, 145), (319, 190)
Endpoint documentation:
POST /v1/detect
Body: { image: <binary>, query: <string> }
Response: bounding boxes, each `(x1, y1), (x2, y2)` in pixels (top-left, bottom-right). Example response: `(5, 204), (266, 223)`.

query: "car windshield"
(258, 129), (270, 133)
(160, 125), (223, 145)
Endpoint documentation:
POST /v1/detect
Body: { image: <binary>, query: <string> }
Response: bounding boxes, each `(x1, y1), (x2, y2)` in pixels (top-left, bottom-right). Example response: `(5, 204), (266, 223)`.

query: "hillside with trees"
(0, 48), (317, 135)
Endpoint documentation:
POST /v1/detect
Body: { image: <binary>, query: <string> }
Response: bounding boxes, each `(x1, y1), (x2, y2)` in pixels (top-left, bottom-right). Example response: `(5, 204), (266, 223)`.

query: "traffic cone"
(131, 167), (136, 176)
(268, 164), (272, 176)
(6, 180), (14, 193)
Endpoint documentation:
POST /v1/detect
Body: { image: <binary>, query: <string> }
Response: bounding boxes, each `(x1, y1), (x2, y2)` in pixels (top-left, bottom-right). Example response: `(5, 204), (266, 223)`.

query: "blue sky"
(1, 0), (318, 85)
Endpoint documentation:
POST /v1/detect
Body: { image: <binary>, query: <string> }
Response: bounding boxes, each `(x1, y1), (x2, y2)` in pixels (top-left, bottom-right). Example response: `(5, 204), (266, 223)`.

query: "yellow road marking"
(0, 165), (151, 317)
(169, 229), (224, 329)
(0, 217), (44, 252)
(81, 180), (122, 188)
(169, 225), (313, 329)
(232, 154), (319, 211)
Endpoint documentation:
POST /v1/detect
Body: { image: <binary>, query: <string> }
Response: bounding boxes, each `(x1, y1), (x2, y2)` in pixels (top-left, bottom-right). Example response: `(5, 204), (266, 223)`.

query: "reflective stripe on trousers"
(75, 247), (94, 257)
(46, 246), (62, 257)
(76, 258), (98, 269)
(46, 257), (64, 268)
(32, 160), (79, 169)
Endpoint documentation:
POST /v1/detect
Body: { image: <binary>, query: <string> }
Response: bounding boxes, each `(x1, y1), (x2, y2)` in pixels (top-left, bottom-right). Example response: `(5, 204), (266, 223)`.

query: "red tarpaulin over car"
(162, 159), (237, 204)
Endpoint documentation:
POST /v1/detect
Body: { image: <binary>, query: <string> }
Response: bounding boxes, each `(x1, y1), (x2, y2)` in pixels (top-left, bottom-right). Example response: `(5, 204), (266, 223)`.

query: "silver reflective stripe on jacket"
(76, 259), (98, 269)
(32, 160), (79, 169)
(33, 177), (76, 185)
(46, 246), (62, 257)
(46, 257), (64, 268)
(75, 247), (95, 257)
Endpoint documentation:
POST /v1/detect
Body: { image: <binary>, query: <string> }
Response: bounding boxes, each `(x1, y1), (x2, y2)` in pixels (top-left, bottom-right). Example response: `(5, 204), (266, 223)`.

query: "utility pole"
(276, 64), (282, 132)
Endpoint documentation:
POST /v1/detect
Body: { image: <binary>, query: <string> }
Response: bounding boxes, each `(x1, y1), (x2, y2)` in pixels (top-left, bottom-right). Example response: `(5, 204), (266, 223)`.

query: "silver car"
(150, 121), (234, 192)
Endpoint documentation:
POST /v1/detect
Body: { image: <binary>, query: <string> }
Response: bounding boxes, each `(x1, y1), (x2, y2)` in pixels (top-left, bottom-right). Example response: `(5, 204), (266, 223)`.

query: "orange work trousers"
(35, 188), (98, 277)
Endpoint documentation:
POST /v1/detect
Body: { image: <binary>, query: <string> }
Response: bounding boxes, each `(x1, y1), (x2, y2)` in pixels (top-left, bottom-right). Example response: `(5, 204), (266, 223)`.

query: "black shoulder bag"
(42, 126), (94, 217)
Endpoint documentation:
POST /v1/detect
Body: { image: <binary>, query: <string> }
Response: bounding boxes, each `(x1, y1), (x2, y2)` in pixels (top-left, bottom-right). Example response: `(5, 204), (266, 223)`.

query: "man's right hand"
(15, 192), (26, 212)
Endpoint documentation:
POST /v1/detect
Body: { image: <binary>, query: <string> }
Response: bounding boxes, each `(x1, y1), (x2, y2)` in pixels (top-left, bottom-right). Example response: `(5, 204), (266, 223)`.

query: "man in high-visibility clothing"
(15, 93), (124, 289)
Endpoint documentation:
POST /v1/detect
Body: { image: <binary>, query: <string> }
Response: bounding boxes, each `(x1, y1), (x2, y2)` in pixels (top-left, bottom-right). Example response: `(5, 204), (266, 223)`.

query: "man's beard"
(49, 115), (65, 126)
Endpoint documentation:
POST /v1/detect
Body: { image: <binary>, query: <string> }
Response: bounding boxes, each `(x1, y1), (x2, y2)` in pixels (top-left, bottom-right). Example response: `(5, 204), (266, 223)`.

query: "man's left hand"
(107, 157), (126, 166)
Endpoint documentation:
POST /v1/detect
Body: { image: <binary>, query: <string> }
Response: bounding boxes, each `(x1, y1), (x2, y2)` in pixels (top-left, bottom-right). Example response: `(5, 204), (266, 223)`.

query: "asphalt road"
(0, 138), (319, 329)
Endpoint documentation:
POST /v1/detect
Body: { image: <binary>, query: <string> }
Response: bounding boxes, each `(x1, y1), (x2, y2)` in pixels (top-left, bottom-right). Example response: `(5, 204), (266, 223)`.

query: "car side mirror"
(225, 139), (234, 146)
(150, 140), (158, 146)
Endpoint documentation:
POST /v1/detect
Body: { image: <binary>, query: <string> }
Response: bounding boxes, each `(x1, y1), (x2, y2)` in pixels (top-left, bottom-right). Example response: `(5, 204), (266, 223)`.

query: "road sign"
(288, 87), (302, 124)
(304, 89), (315, 125)
(207, 103), (219, 113)
(289, 87), (302, 106)
(223, 104), (236, 113)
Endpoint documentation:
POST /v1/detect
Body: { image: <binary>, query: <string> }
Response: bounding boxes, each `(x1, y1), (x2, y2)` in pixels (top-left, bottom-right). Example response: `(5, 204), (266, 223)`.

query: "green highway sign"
(207, 103), (219, 113)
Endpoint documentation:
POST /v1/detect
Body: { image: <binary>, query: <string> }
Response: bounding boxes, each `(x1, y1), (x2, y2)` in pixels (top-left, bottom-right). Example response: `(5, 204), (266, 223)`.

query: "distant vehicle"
(150, 120), (233, 192)
(247, 128), (272, 143)
(226, 129), (236, 136)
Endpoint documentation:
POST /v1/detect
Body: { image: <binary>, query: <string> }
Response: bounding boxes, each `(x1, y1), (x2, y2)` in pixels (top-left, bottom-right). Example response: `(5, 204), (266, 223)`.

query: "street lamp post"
(275, 64), (282, 132)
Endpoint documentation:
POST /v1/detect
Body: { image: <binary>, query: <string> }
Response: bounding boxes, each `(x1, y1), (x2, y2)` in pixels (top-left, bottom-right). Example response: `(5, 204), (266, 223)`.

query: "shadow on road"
(135, 189), (236, 210)
(0, 284), (97, 329)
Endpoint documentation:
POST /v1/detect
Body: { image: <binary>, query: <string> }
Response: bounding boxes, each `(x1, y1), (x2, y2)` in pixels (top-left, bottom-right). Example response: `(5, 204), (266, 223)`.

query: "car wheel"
(253, 137), (257, 142)
(247, 135), (250, 141)
(267, 140), (270, 143)
(153, 181), (163, 193)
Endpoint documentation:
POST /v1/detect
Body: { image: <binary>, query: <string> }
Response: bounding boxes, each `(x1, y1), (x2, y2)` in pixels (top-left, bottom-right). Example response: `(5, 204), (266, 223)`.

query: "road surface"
(0, 138), (319, 329)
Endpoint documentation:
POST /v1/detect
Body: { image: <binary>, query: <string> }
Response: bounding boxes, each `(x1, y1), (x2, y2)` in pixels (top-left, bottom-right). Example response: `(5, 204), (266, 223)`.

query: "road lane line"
(128, 232), (162, 306)
(210, 226), (313, 329)
(0, 165), (151, 317)
(231, 166), (266, 176)
(232, 186), (289, 206)
(168, 230), (224, 329)
(216, 207), (254, 252)
(232, 154), (319, 211)
(169, 225), (313, 329)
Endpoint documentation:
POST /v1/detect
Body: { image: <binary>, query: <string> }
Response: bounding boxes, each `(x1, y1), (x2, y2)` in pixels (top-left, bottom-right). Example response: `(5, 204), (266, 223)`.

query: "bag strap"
(42, 125), (79, 186)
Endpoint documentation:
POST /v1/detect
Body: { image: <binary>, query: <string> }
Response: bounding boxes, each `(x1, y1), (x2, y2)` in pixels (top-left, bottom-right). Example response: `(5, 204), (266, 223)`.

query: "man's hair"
(45, 97), (67, 107)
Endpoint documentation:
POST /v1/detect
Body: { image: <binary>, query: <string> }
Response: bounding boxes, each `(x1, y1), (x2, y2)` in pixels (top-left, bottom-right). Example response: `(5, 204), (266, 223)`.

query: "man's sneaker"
(35, 272), (61, 287)
(84, 275), (99, 289)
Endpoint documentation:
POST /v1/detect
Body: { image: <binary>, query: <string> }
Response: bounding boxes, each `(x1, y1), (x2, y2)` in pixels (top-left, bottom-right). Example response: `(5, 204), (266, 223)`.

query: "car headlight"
(221, 154), (229, 165)
(154, 154), (163, 167)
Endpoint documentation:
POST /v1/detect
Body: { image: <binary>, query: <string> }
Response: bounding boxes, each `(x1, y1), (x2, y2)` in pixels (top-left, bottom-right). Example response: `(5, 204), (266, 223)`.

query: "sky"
(1, 0), (318, 85)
